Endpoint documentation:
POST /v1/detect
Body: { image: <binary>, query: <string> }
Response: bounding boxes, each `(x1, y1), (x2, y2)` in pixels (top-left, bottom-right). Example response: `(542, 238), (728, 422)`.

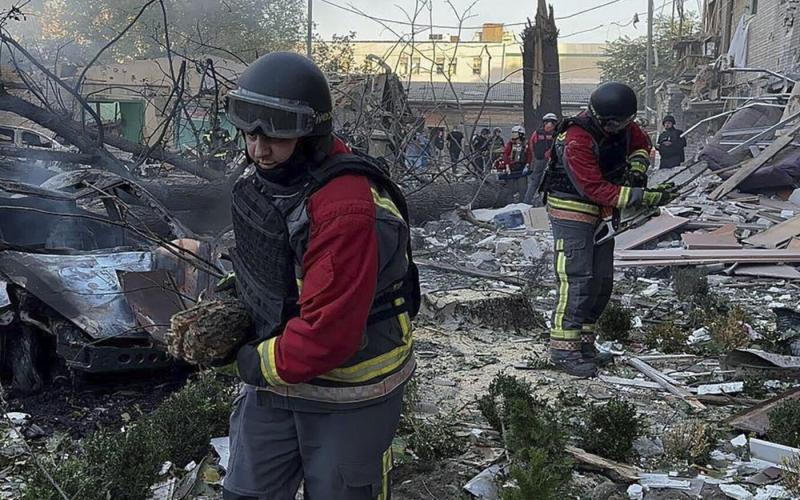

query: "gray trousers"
(502, 176), (528, 202)
(524, 159), (547, 205)
(549, 214), (615, 351)
(223, 385), (403, 500)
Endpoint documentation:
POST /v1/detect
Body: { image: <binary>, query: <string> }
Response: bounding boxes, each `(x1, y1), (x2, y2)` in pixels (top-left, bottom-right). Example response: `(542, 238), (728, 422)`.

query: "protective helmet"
(227, 52), (333, 138)
(662, 115), (676, 125)
(542, 113), (558, 123)
(493, 127), (502, 133)
(588, 82), (638, 133)
(480, 127), (491, 135)
(512, 125), (525, 135)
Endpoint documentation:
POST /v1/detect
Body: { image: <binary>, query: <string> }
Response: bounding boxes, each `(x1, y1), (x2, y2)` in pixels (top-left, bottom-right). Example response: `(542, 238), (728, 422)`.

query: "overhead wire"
(320, 0), (676, 40)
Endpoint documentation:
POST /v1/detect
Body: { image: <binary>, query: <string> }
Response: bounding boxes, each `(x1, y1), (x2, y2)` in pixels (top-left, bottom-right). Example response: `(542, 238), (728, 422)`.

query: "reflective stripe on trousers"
(548, 212), (614, 351)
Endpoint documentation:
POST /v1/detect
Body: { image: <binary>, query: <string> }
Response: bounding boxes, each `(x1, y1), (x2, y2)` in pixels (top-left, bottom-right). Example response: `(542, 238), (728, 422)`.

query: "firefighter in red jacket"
(542, 82), (677, 377)
(223, 52), (418, 500)
(524, 112), (558, 205)
(498, 125), (531, 201)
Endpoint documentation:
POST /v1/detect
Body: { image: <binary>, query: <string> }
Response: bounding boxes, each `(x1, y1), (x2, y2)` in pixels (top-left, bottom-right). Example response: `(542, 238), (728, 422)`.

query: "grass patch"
(664, 420), (715, 465)
(643, 320), (688, 353)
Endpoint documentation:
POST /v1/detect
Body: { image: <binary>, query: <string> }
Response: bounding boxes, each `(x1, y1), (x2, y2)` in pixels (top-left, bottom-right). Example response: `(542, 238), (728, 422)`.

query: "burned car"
(0, 170), (219, 393)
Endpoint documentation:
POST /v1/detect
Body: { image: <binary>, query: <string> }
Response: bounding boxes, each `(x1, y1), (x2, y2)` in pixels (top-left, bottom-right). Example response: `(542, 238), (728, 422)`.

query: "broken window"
(435, 56), (445, 74)
(398, 56), (409, 75)
(472, 56), (482, 75)
(21, 131), (51, 148)
(0, 127), (13, 144)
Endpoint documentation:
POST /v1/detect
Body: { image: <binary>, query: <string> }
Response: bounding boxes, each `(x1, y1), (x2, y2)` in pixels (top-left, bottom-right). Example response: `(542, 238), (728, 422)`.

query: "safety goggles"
(226, 88), (318, 139)
(596, 114), (635, 134)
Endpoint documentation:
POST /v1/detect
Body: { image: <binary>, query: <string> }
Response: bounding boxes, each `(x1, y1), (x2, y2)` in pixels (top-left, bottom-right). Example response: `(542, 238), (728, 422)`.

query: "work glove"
(625, 168), (648, 188)
(166, 298), (253, 366)
(642, 188), (679, 207)
(652, 181), (676, 191)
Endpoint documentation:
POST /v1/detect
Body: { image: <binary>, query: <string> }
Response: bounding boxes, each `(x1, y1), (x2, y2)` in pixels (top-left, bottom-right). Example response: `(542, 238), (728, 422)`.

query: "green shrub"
(597, 302), (633, 342)
(24, 372), (236, 500)
(478, 374), (572, 499)
(768, 400), (800, 449)
(578, 399), (641, 462)
(643, 321), (688, 353)
(664, 420), (715, 465)
(671, 267), (708, 300)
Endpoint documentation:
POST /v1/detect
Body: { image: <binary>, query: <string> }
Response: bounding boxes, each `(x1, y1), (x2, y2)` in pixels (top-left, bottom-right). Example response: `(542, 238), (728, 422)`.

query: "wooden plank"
(710, 121), (800, 200)
(615, 213), (689, 251)
(745, 214), (800, 248)
(749, 438), (800, 466)
(616, 248), (800, 261)
(565, 446), (640, 483)
(681, 224), (741, 249)
(599, 374), (664, 390)
(733, 264), (800, 279)
(729, 388), (800, 434)
(627, 357), (706, 412)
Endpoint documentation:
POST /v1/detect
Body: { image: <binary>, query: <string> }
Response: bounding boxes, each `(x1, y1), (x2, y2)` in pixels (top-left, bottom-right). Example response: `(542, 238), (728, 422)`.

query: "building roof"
(405, 81), (595, 106)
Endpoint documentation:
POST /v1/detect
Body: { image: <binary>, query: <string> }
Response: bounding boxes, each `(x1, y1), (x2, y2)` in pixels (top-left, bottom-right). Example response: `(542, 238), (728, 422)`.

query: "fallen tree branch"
(0, 145), (98, 164)
(565, 445), (640, 483)
(415, 258), (527, 286)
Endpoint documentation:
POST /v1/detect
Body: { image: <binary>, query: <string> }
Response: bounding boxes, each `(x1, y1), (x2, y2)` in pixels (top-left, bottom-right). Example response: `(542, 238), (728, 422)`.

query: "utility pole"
(306, 0), (313, 59)
(645, 0), (653, 123)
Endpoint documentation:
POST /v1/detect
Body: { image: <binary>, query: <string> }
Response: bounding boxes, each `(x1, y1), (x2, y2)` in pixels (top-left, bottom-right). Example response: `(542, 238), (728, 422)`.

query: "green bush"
(671, 267), (708, 300)
(478, 374), (572, 499)
(578, 399), (641, 462)
(597, 302), (633, 342)
(643, 321), (688, 353)
(24, 372), (236, 500)
(768, 400), (800, 449)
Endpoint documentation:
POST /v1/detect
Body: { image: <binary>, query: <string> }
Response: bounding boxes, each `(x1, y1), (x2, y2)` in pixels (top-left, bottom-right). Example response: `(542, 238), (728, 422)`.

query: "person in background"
(656, 115), (687, 169)
(488, 126), (505, 167)
(498, 125), (531, 201)
(470, 127), (491, 174)
(524, 112), (558, 205)
(446, 126), (464, 172)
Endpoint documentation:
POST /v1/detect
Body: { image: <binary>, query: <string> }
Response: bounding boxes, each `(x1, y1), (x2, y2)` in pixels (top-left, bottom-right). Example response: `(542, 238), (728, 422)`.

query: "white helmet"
(542, 113), (558, 122)
(512, 125), (525, 135)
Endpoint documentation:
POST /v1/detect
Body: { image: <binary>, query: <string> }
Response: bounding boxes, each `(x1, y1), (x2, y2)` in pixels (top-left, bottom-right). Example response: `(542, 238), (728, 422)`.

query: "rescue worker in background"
(498, 125), (531, 201)
(488, 126), (506, 167)
(470, 127), (491, 174)
(656, 115), (687, 169)
(202, 127), (233, 171)
(524, 112), (558, 205)
(223, 52), (419, 500)
(447, 125), (464, 172)
(542, 82), (677, 377)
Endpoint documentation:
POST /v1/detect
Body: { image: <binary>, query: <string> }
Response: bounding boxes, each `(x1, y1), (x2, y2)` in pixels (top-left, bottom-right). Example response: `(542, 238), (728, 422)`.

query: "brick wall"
(745, 0), (800, 75)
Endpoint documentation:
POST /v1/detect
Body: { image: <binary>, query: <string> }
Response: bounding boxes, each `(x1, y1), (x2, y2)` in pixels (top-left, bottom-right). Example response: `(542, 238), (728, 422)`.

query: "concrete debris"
(719, 483), (754, 500)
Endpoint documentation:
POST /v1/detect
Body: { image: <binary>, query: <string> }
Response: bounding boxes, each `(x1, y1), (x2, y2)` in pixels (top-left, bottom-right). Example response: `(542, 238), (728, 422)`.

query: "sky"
(314, 0), (702, 42)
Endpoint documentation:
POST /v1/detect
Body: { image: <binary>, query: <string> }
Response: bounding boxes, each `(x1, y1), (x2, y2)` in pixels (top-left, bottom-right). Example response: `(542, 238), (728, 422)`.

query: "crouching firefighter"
(223, 52), (420, 500)
(541, 82), (677, 378)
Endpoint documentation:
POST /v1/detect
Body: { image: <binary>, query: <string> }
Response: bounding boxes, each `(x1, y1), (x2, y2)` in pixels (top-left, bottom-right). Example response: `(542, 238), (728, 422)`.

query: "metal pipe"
(645, 0), (653, 123)
(721, 67), (798, 86)
(307, 0), (313, 59)
(680, 102), (787, 137)
(728, 108), (800, 154)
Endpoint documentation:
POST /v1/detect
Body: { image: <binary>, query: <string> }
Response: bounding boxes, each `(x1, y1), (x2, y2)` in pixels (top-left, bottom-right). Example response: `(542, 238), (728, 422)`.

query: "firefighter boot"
(581, 343), (614, 366)
(581, 334), (614, 367)
(550, 348), (598, 378)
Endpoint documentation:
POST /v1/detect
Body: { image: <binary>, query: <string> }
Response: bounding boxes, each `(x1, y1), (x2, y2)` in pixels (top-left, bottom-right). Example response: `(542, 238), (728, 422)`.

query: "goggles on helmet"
(596, 114), (635, 134)
(226, 88), (318, 139)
